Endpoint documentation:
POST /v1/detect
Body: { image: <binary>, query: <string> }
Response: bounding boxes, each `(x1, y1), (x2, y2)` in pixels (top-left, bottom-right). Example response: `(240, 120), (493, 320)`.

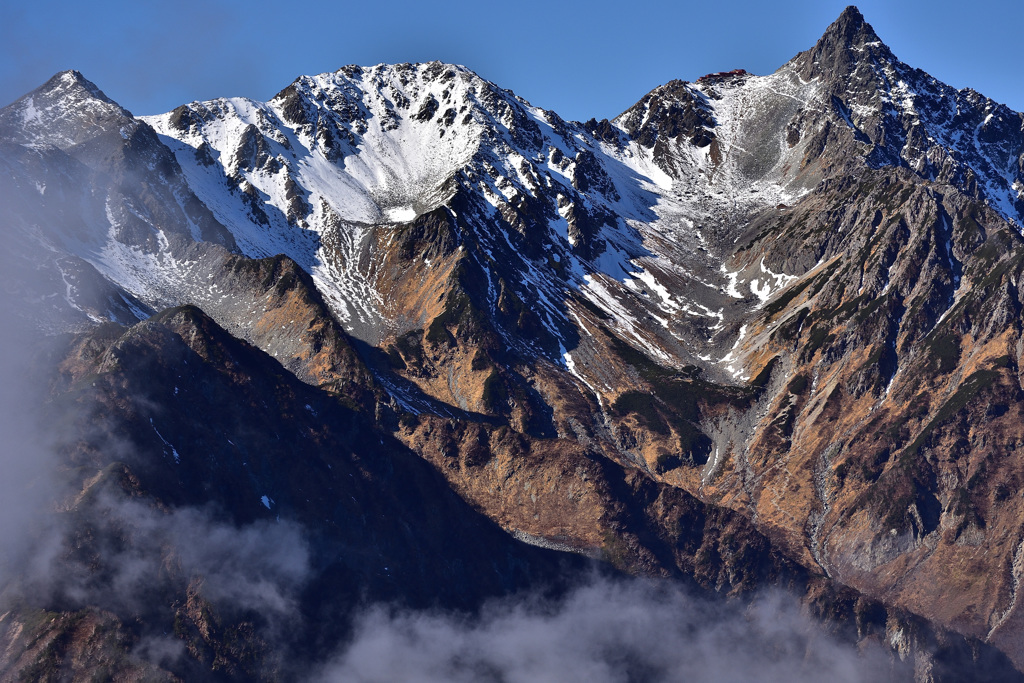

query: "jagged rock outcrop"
(4, 6), (1024, 680)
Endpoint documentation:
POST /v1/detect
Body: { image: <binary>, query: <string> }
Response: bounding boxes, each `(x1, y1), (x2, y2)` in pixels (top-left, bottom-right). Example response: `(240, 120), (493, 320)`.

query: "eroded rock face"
(5, 6), (1024, 680)
(1, 306), (586, 680)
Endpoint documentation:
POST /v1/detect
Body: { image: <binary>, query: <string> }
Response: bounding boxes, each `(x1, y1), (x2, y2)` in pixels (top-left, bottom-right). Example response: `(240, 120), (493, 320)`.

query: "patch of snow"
(721, 266), (745, 299)
(150, 418), (180, 464)
(385, 206), (417, 222)
(750, 279), (771, 301)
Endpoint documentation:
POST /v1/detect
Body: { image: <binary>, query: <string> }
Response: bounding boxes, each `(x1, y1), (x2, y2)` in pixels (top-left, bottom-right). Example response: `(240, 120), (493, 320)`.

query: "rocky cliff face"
(3, 6), (1024, 680)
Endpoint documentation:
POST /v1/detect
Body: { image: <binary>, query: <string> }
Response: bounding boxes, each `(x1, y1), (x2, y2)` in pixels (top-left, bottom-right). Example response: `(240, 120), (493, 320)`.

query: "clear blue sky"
(2, 0), (1021, 122)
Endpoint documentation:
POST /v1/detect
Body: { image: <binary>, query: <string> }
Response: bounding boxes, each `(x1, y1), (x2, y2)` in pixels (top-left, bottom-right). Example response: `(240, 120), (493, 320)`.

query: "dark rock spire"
(796, 6), (891, 82)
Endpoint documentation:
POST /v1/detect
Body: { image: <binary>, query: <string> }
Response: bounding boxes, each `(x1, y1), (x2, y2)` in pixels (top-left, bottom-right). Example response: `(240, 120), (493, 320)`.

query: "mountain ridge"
(4, 6), (1024, 680)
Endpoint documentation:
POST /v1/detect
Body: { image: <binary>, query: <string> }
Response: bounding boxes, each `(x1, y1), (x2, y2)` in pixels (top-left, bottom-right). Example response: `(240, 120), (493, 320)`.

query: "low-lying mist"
(316, 578), (902, 683)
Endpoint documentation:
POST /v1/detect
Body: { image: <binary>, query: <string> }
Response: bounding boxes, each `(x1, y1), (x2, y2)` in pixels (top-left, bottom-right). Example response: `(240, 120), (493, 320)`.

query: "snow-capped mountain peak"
(0, 69), (137, 150)
(5, 11), (1024, 373)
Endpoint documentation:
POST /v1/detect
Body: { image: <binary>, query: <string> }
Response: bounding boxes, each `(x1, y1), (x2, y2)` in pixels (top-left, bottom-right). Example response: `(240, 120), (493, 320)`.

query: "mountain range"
(3, 6), (1024, 680)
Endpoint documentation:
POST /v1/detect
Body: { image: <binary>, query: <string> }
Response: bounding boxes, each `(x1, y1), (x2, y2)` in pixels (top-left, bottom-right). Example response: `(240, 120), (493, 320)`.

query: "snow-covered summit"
(145, 62), (554, 227)
(3, 8), (1024, 377)
(141, 61), (611, 338)
(0, 70), (139, 151)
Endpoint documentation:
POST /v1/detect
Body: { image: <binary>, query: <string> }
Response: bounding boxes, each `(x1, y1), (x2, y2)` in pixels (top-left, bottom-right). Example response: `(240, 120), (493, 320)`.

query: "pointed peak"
(0, 70), (135, 149)
(821, 6), (878, 47)
(793, 6), (891, 82)
(37, 70), (119, 107)
(832, 6), (867, 32)
(53, 69), (90, 86)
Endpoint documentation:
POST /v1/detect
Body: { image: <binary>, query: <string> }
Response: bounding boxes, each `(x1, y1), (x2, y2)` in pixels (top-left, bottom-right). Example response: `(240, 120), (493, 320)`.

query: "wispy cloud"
(317, 577), (903, 683)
